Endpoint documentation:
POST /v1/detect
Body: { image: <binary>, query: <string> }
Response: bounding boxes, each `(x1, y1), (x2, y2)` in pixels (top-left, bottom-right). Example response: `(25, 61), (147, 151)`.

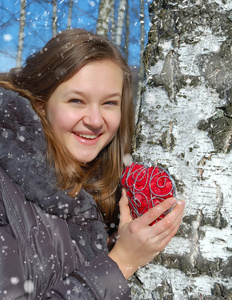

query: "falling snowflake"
(89, 1), (95, 7)
(10, 277), (20, 285)
(24, 280), (34, 294)
(3, 34), (12, 42)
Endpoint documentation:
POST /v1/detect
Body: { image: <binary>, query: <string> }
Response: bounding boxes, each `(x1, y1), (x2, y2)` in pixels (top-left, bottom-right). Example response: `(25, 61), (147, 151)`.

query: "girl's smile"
(46, 59), (123, 163)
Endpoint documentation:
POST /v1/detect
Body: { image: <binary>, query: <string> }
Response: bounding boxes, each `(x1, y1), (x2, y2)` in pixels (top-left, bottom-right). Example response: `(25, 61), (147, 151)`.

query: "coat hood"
(0, 87), (108, 260)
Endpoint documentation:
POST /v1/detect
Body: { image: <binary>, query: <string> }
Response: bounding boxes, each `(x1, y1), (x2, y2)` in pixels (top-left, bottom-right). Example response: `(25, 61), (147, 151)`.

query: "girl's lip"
(77, 133), (98, 139)
(72, 131), (102, 144)
(72, 131), (101, 139)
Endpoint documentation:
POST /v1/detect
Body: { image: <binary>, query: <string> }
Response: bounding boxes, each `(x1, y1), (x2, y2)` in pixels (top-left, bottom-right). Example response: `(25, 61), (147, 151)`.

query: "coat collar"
(0, 87), (108, 259)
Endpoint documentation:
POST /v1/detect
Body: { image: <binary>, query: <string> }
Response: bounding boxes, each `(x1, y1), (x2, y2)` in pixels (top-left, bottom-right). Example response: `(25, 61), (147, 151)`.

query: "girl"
(0, 28), (185, 299)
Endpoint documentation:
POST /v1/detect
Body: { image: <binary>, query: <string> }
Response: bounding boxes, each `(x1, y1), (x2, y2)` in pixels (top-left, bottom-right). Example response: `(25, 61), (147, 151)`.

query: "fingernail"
(177, 200), (185, 207)
(170, 198), (177, 205)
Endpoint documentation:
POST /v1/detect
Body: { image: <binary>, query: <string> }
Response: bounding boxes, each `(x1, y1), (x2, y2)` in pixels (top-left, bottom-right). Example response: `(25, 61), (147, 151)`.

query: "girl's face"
(46, 59), (123, 163)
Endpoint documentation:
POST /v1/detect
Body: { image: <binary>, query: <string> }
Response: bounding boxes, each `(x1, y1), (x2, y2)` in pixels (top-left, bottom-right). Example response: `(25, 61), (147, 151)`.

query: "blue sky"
(0, 0), (152, 71)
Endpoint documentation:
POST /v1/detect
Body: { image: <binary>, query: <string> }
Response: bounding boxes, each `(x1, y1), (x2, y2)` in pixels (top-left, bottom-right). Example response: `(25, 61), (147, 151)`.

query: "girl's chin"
(72, 154), (98, 164)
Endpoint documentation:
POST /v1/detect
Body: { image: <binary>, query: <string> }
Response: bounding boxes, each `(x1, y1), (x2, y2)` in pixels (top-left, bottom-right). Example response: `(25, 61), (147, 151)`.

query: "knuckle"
(129, 221), (140, 234)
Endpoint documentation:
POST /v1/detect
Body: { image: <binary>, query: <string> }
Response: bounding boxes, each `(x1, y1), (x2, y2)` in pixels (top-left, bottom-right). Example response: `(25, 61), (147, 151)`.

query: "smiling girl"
(46, 59), (122, 164)
(0, 29), (185, 299)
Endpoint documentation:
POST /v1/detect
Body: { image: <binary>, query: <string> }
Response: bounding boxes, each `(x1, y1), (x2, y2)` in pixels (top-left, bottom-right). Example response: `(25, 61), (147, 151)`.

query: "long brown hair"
(0, 28), (134, 222)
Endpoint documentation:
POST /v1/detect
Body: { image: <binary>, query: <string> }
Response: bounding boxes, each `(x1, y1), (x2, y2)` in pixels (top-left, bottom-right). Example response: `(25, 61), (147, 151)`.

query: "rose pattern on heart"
(121, 163), (176, 225)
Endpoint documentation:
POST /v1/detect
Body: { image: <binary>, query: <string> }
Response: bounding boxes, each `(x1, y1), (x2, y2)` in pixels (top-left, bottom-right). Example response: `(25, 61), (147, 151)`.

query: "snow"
(23, 280), (34, 294)
(10, 277), (20, 285)
(199, 226), (232, 261)
(89, 1), (96, 7)
(132, 1), (232, 298)
(178, 29), (227, 76)
(3, 34), (12, 42)
(132, 263), (232, 300)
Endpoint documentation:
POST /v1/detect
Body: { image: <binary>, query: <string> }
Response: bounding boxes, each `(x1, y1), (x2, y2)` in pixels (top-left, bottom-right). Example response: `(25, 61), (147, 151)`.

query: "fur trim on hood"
(0, 87), (108, 260)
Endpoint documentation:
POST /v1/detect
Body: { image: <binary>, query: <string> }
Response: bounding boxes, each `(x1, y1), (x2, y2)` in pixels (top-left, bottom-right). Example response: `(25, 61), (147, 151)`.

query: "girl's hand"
(108, 189), (185, 279)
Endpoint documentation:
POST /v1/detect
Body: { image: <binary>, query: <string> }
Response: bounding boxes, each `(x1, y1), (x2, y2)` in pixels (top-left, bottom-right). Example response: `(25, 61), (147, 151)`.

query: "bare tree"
(52, 0), (57, 36)
(96, 0), (113, 37)
(124, 0), (130, 62)
(139, 0), (145, 80)
(133, 0), (145, 121)
(109, 3), (116, 44)
(115, 0), (127, 49)
(16, 0), (26, 67)
(0, 4), (19, 29)
(67, 0), (73, 29)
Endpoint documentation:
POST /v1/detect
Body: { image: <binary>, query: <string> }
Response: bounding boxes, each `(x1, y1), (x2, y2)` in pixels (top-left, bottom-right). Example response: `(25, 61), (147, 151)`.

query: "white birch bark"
(139, 0), (144, 80)
(115, 0), (127, 48)
(16, 0), (26, 67)
(96, 0), (113, 37)
(110, 3), (116, 44)
(67, 0), (73, 29)
(131, 0), (232, 299)
(124, 0), (129, 62)
(135, 0), (145, 121)
(52, 0), (57, 36)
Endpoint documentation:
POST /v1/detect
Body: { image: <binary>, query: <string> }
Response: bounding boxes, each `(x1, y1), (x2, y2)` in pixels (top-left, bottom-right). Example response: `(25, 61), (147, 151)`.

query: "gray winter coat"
(0, 87), (131, 299)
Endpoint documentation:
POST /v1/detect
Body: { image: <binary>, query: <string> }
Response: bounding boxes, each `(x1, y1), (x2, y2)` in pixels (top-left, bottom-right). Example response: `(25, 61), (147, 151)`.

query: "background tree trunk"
(96, 0), (113, 37)
(67, 0), (73, 29)
(139, 0), (145, 79)
(110, 3), (116, 44)
(124, 0), (130, 62)
(16, 0), (26, 67)
(131, 0), (232, 299)
(115, 0), (127, 48)
(52, 0), (57, 36)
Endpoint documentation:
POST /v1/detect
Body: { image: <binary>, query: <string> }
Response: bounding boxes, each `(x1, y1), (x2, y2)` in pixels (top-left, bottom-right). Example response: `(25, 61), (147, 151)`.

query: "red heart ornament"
(121, 163), (176, 225)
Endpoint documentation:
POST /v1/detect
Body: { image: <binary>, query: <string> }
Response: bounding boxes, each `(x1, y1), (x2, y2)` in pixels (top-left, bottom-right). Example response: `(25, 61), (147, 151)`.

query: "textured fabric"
(0, 87), (131, 299)
(44, 255), (131, 300)
(0, 166), (131, 299)
(0, 87), (108, 260)
(0, 166), (83, 299)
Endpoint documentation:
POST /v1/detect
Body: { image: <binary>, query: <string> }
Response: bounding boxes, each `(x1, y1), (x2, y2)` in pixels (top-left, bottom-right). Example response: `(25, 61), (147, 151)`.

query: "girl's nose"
(83, 106), (104, 129)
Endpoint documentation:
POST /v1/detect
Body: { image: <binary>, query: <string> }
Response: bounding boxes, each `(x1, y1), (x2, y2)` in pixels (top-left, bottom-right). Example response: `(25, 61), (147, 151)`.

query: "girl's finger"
(151, 212), (183, 252)
(150, 200), (185, 238)
(137, 197), (178, 227)
(118, 189), (133, 225)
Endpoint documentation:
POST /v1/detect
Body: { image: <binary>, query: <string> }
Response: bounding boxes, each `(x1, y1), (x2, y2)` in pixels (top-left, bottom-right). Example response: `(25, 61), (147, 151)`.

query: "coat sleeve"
(0, 202), (28, 299)
(0, 212), (131, 300)
(0, 189), (131, 300)
(0, 191), (131, 300)
(43, 254), (131, 300)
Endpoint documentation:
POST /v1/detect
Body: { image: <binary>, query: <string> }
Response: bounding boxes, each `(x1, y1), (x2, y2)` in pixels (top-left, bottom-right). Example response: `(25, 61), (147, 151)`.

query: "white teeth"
(78, 134), (98, 139)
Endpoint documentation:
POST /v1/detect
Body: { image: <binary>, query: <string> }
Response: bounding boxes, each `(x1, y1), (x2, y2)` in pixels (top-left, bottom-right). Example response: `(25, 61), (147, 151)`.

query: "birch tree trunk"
(110, 4), (116, 44)
(115, 0), (127, 49)
(135, 0), (145, 115)
(124, 0), (129, 62)
(139, 0), (144, 75)
(131, 0), (232, 299)
(96, 0), (113, 37)
(16, 0), (26, 67)
(52, 0), (57, 36)
(67, 0), (73, 29)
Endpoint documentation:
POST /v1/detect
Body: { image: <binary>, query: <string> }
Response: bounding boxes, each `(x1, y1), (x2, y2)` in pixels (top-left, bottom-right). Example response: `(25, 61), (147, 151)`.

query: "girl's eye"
(69, 99), (83, 104)
(104, 100), (119, 106)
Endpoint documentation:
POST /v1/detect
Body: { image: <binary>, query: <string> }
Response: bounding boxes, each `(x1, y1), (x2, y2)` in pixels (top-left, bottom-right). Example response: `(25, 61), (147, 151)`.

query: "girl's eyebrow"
(64, 89), (122, 99)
